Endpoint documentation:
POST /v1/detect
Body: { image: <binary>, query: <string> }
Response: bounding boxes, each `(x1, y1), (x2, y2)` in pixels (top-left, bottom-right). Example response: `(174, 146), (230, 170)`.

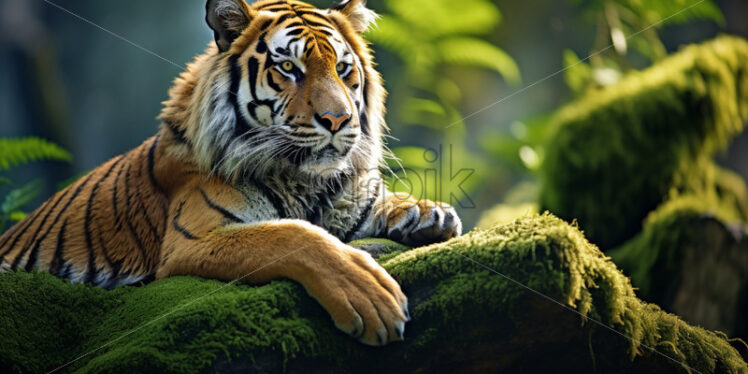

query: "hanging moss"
(609, 196), (748, 338)
(540, 35), (748, 248)
(1, 214), (745, 373)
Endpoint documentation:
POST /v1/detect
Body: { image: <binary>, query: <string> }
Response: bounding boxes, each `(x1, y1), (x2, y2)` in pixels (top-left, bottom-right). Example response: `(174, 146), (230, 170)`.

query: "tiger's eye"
(336, 62), (346, 74)
(281, 61), (294, 72)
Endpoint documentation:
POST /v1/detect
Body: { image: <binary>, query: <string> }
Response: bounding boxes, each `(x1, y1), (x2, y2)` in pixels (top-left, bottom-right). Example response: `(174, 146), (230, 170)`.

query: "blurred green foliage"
(564, 0), (724, 95)
(478, 0), (726, 211)
(367, 0), (520, 207)
(0, 137), (71, 231)
(540, 35), (748, 248)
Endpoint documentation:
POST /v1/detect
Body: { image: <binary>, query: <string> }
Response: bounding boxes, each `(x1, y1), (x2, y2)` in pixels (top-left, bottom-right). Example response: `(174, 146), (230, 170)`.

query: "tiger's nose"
(316, 112), (351, 133)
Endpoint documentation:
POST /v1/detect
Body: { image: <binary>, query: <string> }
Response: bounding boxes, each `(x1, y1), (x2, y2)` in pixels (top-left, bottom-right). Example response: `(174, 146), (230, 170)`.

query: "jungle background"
(1, 0), (747, 228)
(3, 0), (748, 372)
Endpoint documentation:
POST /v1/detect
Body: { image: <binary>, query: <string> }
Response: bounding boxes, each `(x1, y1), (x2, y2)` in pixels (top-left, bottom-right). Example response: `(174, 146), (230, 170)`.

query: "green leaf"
(2, 179), (43, 215)
(436, 37), (521, 85)
(9, 211), (27, 222)
(0, 177), (11, 186)
(0, 137), (71, 170)
(392, 146), (436, 170)
(562, 49), (593, 95)
(399, 98), (449, 128)
(385, 0), (501, 38)
(366, 16), (418, 59)
(641, 0), (724, 26)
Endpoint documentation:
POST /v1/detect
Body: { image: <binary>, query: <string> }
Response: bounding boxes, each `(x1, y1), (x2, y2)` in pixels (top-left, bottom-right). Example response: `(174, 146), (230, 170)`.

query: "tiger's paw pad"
(386, 200), (462, 247)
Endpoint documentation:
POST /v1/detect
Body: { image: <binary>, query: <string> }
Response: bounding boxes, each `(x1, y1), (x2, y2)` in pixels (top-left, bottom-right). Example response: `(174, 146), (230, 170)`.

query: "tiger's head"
(160, 0), (386, 183)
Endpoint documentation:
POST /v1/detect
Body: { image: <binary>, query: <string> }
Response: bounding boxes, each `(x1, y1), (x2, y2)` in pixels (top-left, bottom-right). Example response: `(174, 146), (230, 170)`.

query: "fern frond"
(1, 179), (43, 216)
(0, 137), (71, 170)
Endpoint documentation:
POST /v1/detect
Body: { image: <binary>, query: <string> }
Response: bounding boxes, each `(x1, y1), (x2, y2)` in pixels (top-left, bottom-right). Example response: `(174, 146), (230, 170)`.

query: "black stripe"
(172, 202), (198, 240)
(0, 198), (52, 260)
(123, 164), (150, 261)
(131, 147), (166, 238)
(266, 72), (282, 92)
(285, 27), (305, 36)
(257, 1), (287, 9)
(83, 156), (124, 283)
(130, 157), (165, 241)
(111, 156), (127, 220)
(344, 189), (380, 242)
(263, 6), (291, 12)
(229, 55), (252, 137)
(361, 78), (370, 135)
(260, 19), (274, 30)
(289, 131), (322, 138)
(200, 190), (245, 223)
(360, 111), (369, 135)
(50, 218), (68, 276)
(284, 21), (304, 29)
(147, 136), (164, 193)
(165, 120), (191, 145)
(11, 187), (74, 270)
(135, 196), (163, 243)
(247, 56), (260, 98)
(316, 28), (333, 37)
(24, 241), (42, 272)
(22, 179), (82, 272)
(273, 13), (294, 25)
(256, 39), (268, 53)
(13, 174), (92, 271)
(299, 17), (331, 29)
(254, 180), (288, 218)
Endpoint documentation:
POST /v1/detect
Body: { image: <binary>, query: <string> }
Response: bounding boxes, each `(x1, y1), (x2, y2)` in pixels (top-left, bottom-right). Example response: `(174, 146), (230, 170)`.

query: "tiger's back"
(0, 136), (169, 288)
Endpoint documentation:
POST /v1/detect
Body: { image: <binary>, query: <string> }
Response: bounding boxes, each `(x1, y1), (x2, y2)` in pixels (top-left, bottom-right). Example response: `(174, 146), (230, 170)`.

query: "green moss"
(609, 194), (748, 339)
(1, 214), (745, 373)
(609, 196), (740, 298)
(540, 35), (748, 248)
(349, 237), (410, 262)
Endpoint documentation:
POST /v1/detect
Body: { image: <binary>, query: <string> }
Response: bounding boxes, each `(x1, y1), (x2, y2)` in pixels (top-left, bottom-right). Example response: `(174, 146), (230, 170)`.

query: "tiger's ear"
(206, 0), (253, 52)
(330, 0), (378, 33)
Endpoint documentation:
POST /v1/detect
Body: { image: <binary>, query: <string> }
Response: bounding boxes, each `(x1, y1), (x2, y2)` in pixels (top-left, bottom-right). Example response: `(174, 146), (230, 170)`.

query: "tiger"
(0, 0), (462, 346)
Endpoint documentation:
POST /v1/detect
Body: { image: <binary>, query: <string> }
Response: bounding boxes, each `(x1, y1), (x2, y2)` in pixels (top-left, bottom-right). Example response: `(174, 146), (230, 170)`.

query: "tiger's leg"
(361, 191), (462, 247)
(158, 187), (408, 346)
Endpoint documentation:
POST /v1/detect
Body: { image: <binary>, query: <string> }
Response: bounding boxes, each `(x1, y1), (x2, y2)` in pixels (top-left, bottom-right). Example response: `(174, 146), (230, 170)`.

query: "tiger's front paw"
(302, 246), (409, 346)
(384, 197), (462, 247)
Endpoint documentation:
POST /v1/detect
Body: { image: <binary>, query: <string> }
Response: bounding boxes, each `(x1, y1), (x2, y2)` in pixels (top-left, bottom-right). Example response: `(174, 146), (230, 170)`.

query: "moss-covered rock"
(610, 196), (748, 339)
(1, 214), (745, 373)
(540, 35), (748, 248)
